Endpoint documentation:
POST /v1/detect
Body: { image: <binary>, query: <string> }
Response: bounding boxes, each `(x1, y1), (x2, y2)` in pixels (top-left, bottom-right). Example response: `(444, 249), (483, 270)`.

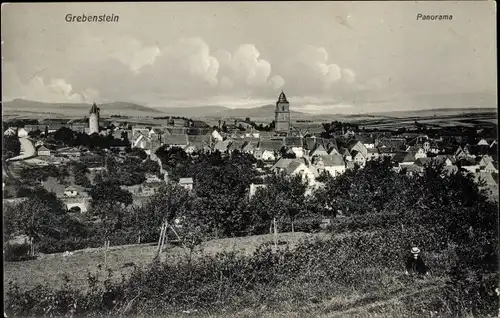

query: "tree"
(2, 135), (21, 160)
(89, 181), (133, 208)
(54, 127), (75, 145)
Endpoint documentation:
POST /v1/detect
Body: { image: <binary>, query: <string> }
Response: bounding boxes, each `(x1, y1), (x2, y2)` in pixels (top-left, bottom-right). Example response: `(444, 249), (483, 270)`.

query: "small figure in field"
(405, 247), (429, 276)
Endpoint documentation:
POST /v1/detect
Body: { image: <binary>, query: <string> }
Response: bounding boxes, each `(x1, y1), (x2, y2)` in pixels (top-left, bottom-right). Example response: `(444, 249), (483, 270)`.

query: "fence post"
(273, 217), (278, 248)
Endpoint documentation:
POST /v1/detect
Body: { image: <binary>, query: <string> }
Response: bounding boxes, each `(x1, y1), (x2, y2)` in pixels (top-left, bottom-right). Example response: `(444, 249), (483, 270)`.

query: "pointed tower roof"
(277, 90), (288, 103)
(90, 102), (100, 114)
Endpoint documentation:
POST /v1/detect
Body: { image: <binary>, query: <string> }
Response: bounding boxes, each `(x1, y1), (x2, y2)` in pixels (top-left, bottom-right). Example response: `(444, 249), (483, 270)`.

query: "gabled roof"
(164, 134), (189, 146)
(377, 138), (406, 149)
(304, 137), (317, 150)
(339, 147), (351, 157)
(367, 148), (380, 154)
(285, 160), (304, 174)
(284, 137), (303, 148)
(319, 154), (345, 167)
(228, 140), (247, 151)
(37, 145), (51, 152)
(324, 139), (338, 152)
(484, 161), (498, 170)
(414, 157), (432, 166)
(188, 134), (211, 143)
(346, 139), (360, 150)
(351, 150), (365, 159)
(242, 141), (256, 151)
(310, 143), (328, 156)
(477, 139), (489, 146)
(213, 139), (232, 152)
(393, 152), (415, 163)
(258, 140), (284, 152)
(355, 135), (375, 144)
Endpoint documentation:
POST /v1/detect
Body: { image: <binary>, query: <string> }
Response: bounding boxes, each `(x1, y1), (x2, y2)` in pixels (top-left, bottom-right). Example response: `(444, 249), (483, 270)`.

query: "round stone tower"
(89, 102), (100, 134)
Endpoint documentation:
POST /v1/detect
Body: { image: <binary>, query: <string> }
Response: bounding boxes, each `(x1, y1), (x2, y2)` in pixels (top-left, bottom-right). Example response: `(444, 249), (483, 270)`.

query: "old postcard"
(2, 2), (498, 317)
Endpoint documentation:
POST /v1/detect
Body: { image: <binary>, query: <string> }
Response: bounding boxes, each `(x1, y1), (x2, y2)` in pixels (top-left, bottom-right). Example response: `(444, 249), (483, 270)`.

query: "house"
(393, 152), (416, 166)
(284, 137), (304, 158)
(314, 154), (346, 177)
(3, 127), (16, 136)
(213, 139), (232, 153)
(304, 137), (318, 152)
(479, 155), (494, 168)
(351, 150), (366, 167)
(413, 146), (428, 159)
(356, 135), (376, 149)
(17, 128), (28, 138)
(339, 148), (352, 162)
(241, 140), (257, 154)
(281, 159), (317, 184)
(64, 186), (79, 197)
(442, 165), (459, 176)
(255, 140), (283, 161)
(366, 148), (380, 161)
(179, 177), (194, 191)
(376, 138), (406, 151)
(228, 140), (247, 153)
(309, 143), (329, 158)
(477, 139), (489, 146)
(483, 161), (498, 173)
(324, 140), (339, 155)
(37, 145), (52, 156)
(405, 164), (424, 176)
(346, 140), (368, 159)
(454, 146), (468, 159)
(414, 157), (432, 167)
(434, 155), (454, 166)
(164, 134), (189, 149)
(378, 147), (397, 158)
(212, 130), (223, 142)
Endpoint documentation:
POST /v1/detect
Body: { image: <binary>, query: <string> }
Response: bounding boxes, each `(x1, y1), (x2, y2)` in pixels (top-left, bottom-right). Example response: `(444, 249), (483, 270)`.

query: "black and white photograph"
(2, 2), (498, 317)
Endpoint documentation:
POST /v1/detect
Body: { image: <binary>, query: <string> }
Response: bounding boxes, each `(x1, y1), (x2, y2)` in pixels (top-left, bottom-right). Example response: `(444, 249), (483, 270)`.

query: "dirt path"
(6, 137), (36, 162)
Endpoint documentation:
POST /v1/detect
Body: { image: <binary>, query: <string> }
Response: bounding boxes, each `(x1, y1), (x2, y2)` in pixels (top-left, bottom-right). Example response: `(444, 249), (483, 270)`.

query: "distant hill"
(211, 104), (307, 119)
(3, 99), (165, 117)
(3, 99), (495, 122)
(155, 105), (231, 118)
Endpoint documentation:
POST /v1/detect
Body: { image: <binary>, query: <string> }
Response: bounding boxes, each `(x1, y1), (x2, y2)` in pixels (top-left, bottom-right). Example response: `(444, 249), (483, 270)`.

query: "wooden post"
(157, 223), (165, 253)
(159, 222), (167, 255)
(104, 239), (109, 268)
(273, 217), (278, 248)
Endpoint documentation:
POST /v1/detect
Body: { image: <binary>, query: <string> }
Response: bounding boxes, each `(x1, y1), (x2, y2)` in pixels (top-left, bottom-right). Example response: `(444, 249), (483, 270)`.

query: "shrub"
(4, 243), (36, 262)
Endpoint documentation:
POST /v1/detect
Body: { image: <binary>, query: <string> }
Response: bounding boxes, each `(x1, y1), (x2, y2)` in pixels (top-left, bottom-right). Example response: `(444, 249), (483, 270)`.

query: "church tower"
(274, 91), (290, 133)
(89, 102), (100, 135)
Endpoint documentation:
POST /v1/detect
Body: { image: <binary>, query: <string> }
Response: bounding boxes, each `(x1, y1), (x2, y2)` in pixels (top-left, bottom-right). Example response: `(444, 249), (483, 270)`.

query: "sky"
(1, 2), (497, 114)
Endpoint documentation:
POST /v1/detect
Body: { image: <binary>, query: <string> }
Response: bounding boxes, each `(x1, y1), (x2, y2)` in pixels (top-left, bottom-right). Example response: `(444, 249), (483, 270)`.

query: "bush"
(4, 243), (36, 262)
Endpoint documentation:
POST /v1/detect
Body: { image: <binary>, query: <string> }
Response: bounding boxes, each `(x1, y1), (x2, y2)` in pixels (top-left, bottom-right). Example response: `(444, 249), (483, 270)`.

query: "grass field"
(4, 232), (330, 292)
(5, 231), (454, 317)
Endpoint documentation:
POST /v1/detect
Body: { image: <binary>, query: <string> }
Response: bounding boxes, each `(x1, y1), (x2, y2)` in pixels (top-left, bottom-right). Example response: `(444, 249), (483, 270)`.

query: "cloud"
(10, 76), (96, 103)
(110, 37), (161, 73)
(281, 45), (357, 95)
(216, 44), (283, 90)
(159, 37), (220, 86)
